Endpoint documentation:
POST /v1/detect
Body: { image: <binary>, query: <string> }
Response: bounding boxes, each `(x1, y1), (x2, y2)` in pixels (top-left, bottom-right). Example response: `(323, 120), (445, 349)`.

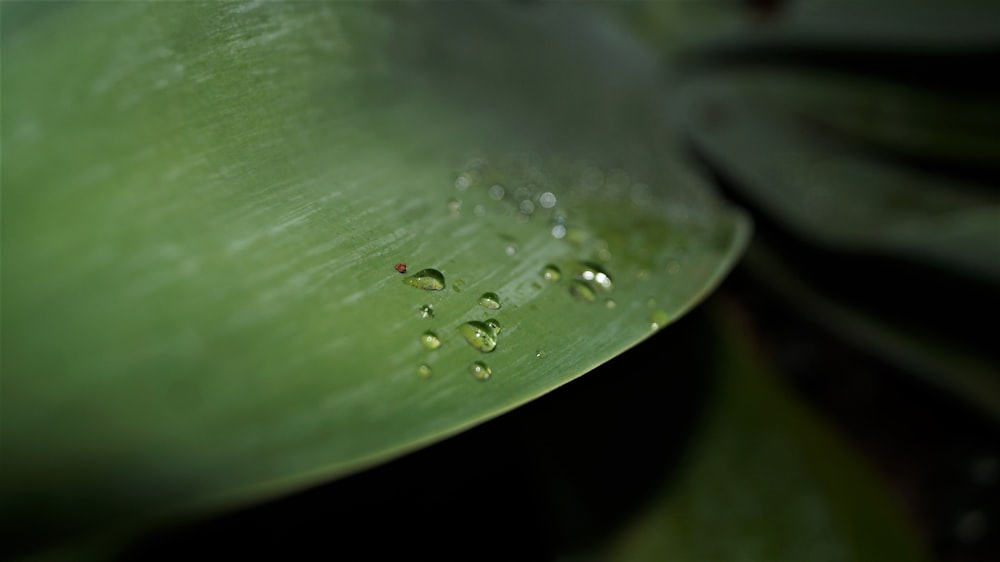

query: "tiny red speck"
(395, 263), (407, 274)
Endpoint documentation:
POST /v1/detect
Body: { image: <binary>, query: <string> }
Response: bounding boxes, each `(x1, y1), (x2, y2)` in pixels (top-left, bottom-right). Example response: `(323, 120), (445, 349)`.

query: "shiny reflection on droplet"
(419, 304), (435, 319)
(539, 192), (557, 208)
(469, 361), (492, 381)
(542, 264), (561, 282)
(650, 310), (669, 330)
(551, 224), (566, 239)
(417, 364), (433, 379)
(535, 349), (546, 358)
(605, 298), (616, 309)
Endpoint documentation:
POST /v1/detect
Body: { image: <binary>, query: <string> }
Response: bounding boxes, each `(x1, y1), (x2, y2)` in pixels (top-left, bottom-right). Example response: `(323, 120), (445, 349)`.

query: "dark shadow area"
(730, 265), (1000, 562)
(117, 308), (717, 561)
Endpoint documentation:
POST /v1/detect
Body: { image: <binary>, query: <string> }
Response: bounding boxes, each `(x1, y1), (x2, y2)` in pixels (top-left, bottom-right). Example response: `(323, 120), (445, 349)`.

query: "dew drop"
(473, 204), (486, 217)
(605, 298), (617, 309)
(569, 280), (597, 303)
(484, 318), (501, 334)
(420, 330), (441, 350)
(404, 269), (446, 291)
(478, 292), (502, 310)
(469, 361), (492, 381)
(446, 198), (462, 215)
(454, 173), (471, 191)
(551, 224), (567, 239)
(650, 310), (670, 330)
(419, 304), (435, 319)
(417, 364), (433, 379)
(458, 321), (498, 352)
(542, 264), (561, 282)
(535, 349), (546, 359)
(539, 192), (557, 208)
(573, 262), (613, 291)
(504, 243), (518, 257)
(488, 183), (506, 200)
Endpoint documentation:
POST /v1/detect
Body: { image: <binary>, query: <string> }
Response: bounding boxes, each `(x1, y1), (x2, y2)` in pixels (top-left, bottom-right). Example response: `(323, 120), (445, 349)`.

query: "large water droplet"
(542, 264), (561, 282)
(650, 310), (670, 330)
(419, 304), (435, 319)
(420, 330), (442, 350)
(569, 280), (597, 303)
(404, 269), (446, 291)
(458, 321), (498, 352)
(417, 364), (433, 379)
(469, 361), (492, 381)
(484, 318), (501, 335)
(478, 292), (501, 310)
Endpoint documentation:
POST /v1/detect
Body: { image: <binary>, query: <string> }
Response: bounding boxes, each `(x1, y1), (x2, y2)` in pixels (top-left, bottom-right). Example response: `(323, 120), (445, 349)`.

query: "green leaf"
(594, 304), (929, 562)
(1, 1), (748, 555)
(675, 68), (1000, 281)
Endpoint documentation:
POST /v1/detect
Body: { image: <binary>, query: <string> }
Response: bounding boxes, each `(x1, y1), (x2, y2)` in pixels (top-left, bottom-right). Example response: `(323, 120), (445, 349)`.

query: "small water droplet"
(458, 321), (498, 352)
(417, 364), (433, 378)
(473, 204), (486, 217)
(454, 173), (471, 191)
(488, 183), (506, 200)
(650, 310), (669, 330)
(569, 280), (597, 303)
(420, 330), (441, 350)
(446, 198), (462, 215)
(542, 264), (561, 282)
(504, 243), (518, 256)
(573, 262), (613, 291)
(539, 192), (557, 208)
(469, 361), (492, 381)
(484, 318), (501, 334)
(404, 269), (446, 291)
(535, 349), (546, 359)
(605, 298), (616, 309)
(452, 278), (466, 292)
(519, 199), (535, 215)
(478, 292), (501, 310)
(419, 304), (435, 319)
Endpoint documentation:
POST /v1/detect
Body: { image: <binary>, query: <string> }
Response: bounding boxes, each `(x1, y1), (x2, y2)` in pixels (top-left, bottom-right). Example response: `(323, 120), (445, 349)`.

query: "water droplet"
(573, 262), (613, 291)
(417, 364), (433, 379)
(478, 292), (501, 310)
(420, 330), (441, 350)
(535, 349), (546, 359)
(605, 298), (616, 309)
(469, 361), (492, 381)
(458, 321), (498, 352)
(569, 280), (597, 303)
(650, 310), (669, 330)
(446, 198), (462, 215)
(551, 224), (567, 239)
(542, 264), (561, 282)
(452, 278), (467, 293)
(484, 318), (501, 334)
(473, 204), (486, 217)
(539, 191), (557, 208)
(404, 269), (446, 291)
(519, 199), (535, 215)
(419, 304), (435, 319)
(454, 173), (471, 191)
(488, 183), (506, 200)
(504, 243), (518, 257)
